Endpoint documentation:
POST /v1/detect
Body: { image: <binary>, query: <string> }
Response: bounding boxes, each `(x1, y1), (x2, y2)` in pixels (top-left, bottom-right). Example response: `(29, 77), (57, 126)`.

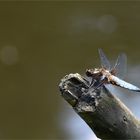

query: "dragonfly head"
(86, 69), (93, 77)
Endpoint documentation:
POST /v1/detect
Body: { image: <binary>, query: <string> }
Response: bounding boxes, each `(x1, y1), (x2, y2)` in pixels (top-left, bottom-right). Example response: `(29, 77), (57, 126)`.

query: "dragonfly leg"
(91, 78), (107, 92)
(89, 77), (96, 87)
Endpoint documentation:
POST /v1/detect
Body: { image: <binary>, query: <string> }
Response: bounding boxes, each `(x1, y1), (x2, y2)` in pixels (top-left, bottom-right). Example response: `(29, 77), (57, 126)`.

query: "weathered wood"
(59, 73), (140, 139)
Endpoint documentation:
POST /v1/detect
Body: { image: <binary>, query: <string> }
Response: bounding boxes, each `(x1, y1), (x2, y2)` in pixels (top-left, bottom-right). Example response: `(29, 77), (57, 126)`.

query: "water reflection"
(97, 15), (118, 34)
(0, 46), (19, 65)
(70, 14), (118, 34)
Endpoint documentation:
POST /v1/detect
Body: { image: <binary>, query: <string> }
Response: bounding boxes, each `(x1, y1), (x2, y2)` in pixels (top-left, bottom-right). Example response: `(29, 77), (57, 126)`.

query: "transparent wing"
(98, 48), (111, 70)
(113, 53), (127, 79)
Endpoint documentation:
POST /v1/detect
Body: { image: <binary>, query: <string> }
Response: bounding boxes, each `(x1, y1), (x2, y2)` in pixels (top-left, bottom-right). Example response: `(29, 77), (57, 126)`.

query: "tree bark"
(59, 73), (140, 139)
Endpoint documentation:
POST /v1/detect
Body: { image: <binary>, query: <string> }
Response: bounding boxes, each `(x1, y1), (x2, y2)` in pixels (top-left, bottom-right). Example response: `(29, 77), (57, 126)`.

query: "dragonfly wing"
(98, 48), (111, 70)
(111, 75), (140, 92)
(113, 53), (127, 79)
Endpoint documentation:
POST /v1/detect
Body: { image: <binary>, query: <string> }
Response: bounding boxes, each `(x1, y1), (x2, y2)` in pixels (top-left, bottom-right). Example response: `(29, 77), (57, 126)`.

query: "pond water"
(0, 1), (140, 139)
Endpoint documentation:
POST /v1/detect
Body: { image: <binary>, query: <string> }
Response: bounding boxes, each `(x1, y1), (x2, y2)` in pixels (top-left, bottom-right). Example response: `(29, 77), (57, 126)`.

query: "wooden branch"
(59, 73), (140, 139)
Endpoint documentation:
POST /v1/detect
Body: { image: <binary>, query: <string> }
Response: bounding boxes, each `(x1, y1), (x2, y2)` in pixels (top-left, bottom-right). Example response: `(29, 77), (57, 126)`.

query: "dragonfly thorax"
(101, 68), (110, 76)
(86, 67), (116, 84)
(101, 68), (112, 82)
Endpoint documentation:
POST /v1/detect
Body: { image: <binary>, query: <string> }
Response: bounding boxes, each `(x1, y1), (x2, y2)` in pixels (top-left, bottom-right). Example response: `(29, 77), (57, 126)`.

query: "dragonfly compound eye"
(86, 69), (94, 77)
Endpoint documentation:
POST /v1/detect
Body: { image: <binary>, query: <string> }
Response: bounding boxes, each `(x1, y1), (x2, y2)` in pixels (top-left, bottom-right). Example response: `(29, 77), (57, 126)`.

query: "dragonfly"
(86, 48), (140, 92)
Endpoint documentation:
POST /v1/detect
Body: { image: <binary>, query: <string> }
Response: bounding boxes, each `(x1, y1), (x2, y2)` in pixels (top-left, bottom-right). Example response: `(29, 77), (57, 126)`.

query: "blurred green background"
(0, 1), (140, 139)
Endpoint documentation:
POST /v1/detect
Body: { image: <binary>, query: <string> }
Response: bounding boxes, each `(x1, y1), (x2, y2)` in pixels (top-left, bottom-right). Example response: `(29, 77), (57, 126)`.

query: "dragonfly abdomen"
(111, 75), (140, 92)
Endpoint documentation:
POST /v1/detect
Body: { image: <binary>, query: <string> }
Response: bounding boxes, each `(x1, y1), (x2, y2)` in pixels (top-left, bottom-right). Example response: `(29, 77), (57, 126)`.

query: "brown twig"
(59, 73), (140, 139)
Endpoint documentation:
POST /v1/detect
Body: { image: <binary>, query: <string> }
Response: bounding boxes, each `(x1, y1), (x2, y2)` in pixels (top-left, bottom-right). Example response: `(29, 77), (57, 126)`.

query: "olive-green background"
(0, 1), (140, 139)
